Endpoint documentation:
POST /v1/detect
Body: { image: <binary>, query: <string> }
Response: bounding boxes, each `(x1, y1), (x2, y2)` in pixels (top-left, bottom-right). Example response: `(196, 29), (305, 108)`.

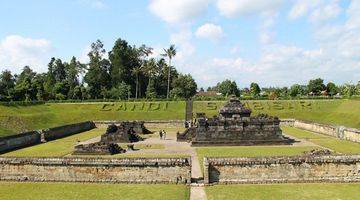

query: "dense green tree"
(326, 82), (338, 96)
(250, 82), (261, 97)
(308, 78), (326, 95)
(84, 40), (111, 99)
(66, 57), (83, 98)
(290, 84), (301, 97)
(108, 82), (131, 100)
(0, 70), (15, 100)
(14, 66), (37, 101)
(170, 74), (197, 99)
(215, 79), (240, 97)
(53, 59), (66, 83)
(162, 44), (176, 98)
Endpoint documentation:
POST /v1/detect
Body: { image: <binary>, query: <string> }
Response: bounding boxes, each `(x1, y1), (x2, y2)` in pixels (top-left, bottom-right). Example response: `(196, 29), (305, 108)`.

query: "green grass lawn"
(206, 183), (360, 200)
(282, 126), (360, 154)
(1, 99), (359, 137)
(1, 128), (105, 157)
(0, 182), (189, 200)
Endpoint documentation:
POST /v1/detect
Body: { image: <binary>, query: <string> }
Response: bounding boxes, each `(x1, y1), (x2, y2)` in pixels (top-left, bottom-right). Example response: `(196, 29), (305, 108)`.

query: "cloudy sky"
(0, 0), (359, 88)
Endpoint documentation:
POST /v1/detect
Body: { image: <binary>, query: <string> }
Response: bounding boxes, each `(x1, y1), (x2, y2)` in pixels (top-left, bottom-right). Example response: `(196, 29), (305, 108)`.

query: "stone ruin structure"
(177, 97), (294, 146)
(73, 142), (125, 155)
(73, 121), (148, 155)
(101, 122), (144, 143)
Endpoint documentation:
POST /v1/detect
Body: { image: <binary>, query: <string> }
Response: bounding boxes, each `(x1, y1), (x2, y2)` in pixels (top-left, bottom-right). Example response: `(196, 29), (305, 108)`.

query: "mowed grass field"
(282, 126), (360, 154)
(1, 99), (359, 137)
(0, 182), (189, 200)
(206, 183), (360, 200)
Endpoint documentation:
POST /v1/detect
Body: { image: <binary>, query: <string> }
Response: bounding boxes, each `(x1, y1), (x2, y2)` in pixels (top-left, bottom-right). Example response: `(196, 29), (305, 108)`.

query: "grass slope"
(206, 183), (360, 200)
(1, 99), (359, 137)
(194, 99), (360, 128)
(0, 101), (185, 136)
(282, 126), (360, 154)
(0, 182), (189, 200)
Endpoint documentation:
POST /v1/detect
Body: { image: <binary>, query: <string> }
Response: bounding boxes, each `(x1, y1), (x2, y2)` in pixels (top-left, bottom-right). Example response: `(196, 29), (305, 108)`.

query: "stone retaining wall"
(42, 121), (96, 141)
(0, 131), (41, 153)
(0, 157), (191, 184)
(283, 119), (360, 143)
(204, 155), (360, 184)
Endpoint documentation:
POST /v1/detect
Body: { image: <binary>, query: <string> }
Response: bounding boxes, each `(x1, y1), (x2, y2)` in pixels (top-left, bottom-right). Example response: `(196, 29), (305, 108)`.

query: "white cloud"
(148, 0), (210, 24)
(310, 2), (342, 22)
(195, 23), (224, 42)
(216, 0), (284, 18)
(288, 0), (341, 22)
(170, 29), (196, 67)
(0, 35), (53, 73)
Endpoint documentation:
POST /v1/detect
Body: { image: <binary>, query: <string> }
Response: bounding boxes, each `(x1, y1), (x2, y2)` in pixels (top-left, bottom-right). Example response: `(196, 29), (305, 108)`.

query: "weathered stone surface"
(73, 142), (125, 155)
(42, 121), (96, 141)
(178, 98), (293, 146)
(204, 155), (360, 184)
(0, 131), (41, 153)
(0, 157), (191, 184)
(100, 123), (144, 143)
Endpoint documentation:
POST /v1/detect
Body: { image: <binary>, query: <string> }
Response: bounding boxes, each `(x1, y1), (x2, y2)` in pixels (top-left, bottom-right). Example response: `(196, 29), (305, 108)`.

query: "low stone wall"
(94, 120), (185, 129)
(0, 131), (41, 153)
(0, 157), (191, 184)
(204, 155), (360, 184)
(289, 120), (360, 143)
(42, 121), (96, 141)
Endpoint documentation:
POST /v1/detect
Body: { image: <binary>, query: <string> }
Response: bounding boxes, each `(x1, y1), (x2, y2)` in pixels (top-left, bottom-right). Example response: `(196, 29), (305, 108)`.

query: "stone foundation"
(204, 155), (360, 184)
(0, 157), (191, 184)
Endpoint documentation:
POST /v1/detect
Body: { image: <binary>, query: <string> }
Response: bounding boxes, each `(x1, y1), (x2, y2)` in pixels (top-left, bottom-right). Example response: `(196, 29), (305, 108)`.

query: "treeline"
(201, 78), (360, 100)
(0, 39), (197, 102)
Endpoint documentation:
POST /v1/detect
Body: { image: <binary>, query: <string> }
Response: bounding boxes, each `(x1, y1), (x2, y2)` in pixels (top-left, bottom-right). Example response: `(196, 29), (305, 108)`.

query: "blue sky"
(0, 0), (359, 88)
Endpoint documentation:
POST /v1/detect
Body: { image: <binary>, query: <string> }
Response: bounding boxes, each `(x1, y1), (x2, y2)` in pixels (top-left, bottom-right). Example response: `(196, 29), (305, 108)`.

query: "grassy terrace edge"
(0, 99), (359, 137)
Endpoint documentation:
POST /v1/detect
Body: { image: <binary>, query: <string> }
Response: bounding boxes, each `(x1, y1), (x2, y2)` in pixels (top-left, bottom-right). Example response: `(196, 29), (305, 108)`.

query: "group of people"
(159, 130), (167, 140)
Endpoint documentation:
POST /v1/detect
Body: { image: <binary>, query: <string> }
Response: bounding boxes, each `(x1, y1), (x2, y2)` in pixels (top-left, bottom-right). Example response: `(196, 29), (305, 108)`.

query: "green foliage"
(214, 79), (240, 97)
(308, 78), (326, 95)
(250, 82), (261, 97)
(326, 82), (338, 96)
(108, 82), (131, 100)
(170, 74), (197, 99)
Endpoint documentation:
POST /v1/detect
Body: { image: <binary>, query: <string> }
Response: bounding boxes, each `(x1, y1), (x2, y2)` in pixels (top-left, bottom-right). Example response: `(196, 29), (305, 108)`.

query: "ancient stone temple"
(101, 123), (144, 143)
(177, 97), (293, 146)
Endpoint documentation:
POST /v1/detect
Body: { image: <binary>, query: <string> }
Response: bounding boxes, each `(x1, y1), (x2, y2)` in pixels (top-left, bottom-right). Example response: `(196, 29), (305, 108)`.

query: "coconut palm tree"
(161, 44), (176, 99)
(131, 65), (143, 99)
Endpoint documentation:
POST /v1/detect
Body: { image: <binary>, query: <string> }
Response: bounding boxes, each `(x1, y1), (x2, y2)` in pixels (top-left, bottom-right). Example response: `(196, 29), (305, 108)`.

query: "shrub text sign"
(100, 102), (169, 111)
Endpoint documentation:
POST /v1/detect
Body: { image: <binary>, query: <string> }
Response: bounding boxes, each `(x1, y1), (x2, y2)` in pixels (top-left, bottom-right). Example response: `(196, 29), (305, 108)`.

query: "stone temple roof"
(219, 98), (252, 117)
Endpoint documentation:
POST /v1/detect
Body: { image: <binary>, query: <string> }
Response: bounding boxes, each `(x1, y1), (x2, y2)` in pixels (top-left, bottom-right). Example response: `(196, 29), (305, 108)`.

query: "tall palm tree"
(161, 45), (176, 99)
(131, 65), (143, 99)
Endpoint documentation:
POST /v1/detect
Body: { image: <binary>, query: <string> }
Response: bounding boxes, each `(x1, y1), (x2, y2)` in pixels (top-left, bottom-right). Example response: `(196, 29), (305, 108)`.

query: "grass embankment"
(0, 101), (185, 136)
(194, 99), (360, 128)
(1, 99), (359, 137)
(206, 183), (360, 200)
(282, 126), (360, 154)
(0, 182), (189, 200)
